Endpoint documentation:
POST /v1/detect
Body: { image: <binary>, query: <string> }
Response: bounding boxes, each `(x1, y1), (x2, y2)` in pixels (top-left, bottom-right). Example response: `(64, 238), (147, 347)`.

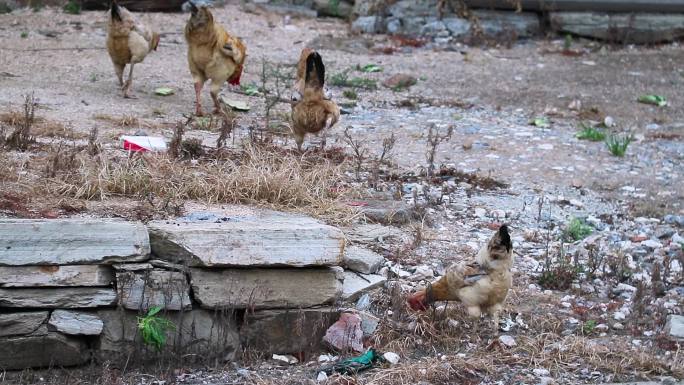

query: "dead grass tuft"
(93, 113), (140, 128)
(46, 144), (357, 223)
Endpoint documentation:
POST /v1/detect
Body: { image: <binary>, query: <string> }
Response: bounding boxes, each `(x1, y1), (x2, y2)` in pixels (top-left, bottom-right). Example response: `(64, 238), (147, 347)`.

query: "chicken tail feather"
(110, 0), (121, 21)
(305, 51), (325, 88)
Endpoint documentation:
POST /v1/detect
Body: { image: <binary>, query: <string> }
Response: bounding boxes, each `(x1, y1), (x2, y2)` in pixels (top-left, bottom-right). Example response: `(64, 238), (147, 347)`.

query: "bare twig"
(343, 126), (367, 181)
(425, 123), (453, 178)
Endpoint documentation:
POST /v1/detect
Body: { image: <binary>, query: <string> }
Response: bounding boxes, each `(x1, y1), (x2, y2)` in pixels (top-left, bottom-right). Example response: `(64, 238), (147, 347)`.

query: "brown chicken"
(407, 225), (514, 332)
(184, 2), (246, 116)
(106, 0), (160, 98)
(290, 49), (340, 151)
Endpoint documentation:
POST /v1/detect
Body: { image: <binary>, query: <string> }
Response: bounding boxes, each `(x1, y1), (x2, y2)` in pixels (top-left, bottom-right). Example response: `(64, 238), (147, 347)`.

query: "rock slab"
(97, 309), (240, 363)
(190, 267), (343, 309)
(342, 271), (386, 301)
(0, 219), (150, 266)
(49, 310), (103, 335)
(0, 311), (49, 337)
(343, 246), (385, 274)
(116, 269), (192, 311)
(550, 12), (684, 43)
(148, 213), (344, 267)
(0, 287), (117, 308)
(0, 332), (89, 369)
(666, 315), (684, 339)
(0, 265), (114, 287)
(241, 308), (339, 354)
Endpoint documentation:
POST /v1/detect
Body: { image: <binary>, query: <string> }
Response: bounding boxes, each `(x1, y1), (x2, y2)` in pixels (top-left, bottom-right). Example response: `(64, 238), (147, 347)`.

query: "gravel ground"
(1, 2), (683, 384)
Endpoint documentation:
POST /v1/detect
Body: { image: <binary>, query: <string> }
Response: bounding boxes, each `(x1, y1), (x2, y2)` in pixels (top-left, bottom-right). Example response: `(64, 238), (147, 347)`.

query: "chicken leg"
(194, 81), (204, 116)
(114, 63), (125, 87)
(210, 79), (223, 115)
(123, 63), (136, 99)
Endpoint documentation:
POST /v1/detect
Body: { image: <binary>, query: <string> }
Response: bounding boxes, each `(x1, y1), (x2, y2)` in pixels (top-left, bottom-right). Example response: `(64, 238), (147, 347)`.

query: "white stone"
(317, 372), (328, 382)
(272, 354), (298, 365)
(409, 265), (434, 281)
(0, 219), (149, 265)
(533, 368), (550, 377)
(383, 352), (400, 365)
(641, 239), (663, 249)
(343, 246), (385, 274)
(666, 315), (684, 339)
(613, 311), (626, 320)
(342, 271), (386, 301)
(48, 310), (103, 335)
(148, 213), (344, 267)
(499, 335), (517, 347)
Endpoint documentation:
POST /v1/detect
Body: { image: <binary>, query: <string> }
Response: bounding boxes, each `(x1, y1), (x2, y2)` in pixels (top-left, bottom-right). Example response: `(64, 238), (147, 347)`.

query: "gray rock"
(443, 17), (471, 37)
(664, 215), (684, 227)
(97, 309), (240, 363)
(0, 265), (114, 287)
(351, 16), (382, 34)
(343, 246), (384, 274)
(474, 10), (540, 38)
(0, 311), (49, 337)
(358, 310), (379, 337)
(116, 269), (192, 311)
(241, 308), (338, 354)
(387, 0), (438, 18)
(666, 315), (684, 339)
(421, 20), (446, 35)
(314, 0), (352, 18)
(352, 0), (388, 17)
(0, 332), (89, 369)
(346, 224), (405, 244)
(0, 287), (117, 308)
(342, 271), (386, 301)
(550, 12), (684, 43)
(361, 199), (416, 225)
(148, 213), (344, 267)
(190, 267), (343, 309)
(0, 219), (149, 266)
(386, 18), (402, 34)
(49, 310), (103, 336)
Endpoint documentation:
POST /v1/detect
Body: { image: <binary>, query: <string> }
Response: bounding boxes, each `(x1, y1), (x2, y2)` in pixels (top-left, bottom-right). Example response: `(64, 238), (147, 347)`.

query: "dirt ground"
(1, 2), (683, 385)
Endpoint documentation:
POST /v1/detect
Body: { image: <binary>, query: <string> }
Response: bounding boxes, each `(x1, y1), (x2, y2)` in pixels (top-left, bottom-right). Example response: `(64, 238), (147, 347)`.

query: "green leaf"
(530, 117), (550, 128)
(361, 64), (382, 73)
(241, 83), (260, 96)
(154, 87), (175, 96)
(147, 306), (163, 317)
(638, 94), (667, 107)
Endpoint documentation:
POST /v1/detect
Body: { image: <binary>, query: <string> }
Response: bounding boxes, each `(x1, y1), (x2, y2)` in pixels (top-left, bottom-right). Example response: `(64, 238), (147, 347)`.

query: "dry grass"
(93, 113), (140, 128)
(42, 144), (357, 223)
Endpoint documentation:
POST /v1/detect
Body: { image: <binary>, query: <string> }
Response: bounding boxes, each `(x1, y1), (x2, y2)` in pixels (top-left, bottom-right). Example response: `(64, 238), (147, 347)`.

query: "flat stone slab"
(190, 267), (343, 309)
(0, 265), (114, 287)
(666, 315), (684, 339)
(0, 311), (49, 337)
(342, 271), (386, 302)
(0, 287), (117, 308)
(148, 211), (344, 267)
(0, 332), (89, 369)
(550, 12), (684, 43)
(49, 310), (103, 336)
(97, 309), (240, 363)
(241, 308), (338, 354)
(343, 246), (385, 274)
(117, 269), (192, 311)
(0, 219), (149, 266)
